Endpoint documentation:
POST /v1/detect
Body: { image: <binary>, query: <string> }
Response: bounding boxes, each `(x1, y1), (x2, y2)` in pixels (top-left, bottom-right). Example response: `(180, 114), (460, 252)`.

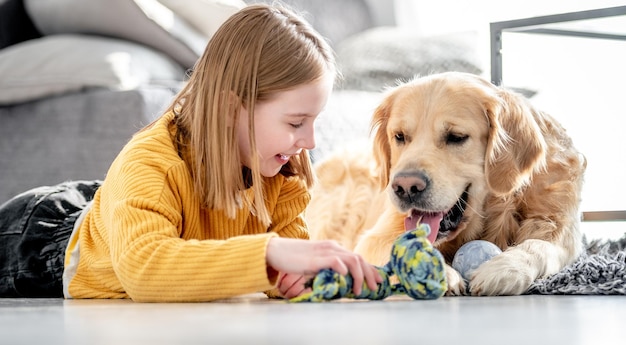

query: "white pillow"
(336, 27), (483, 91)
(24, 0), (207, 69)
(157, 0), (245, 39)
(0, 34), (185, 105)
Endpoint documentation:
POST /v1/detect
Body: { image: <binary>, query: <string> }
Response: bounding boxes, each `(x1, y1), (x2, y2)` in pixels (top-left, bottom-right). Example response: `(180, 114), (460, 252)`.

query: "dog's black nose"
(392, 171), (430, 203)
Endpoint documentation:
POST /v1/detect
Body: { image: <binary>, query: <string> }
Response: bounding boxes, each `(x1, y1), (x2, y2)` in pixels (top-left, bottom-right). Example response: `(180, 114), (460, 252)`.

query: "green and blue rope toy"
(290, 224), (448, 302)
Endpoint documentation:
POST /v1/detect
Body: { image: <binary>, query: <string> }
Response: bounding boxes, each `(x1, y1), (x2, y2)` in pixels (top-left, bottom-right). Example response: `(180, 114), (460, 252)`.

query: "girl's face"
(238, 74), (333, 177)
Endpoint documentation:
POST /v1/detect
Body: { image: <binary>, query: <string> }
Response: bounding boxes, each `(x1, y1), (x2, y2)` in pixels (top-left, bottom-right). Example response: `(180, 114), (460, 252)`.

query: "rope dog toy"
(290, 224), (447, 302)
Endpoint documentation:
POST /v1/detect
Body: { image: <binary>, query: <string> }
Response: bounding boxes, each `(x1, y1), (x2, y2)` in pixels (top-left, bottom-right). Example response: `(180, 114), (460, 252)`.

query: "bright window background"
(394, 0), (626, 240)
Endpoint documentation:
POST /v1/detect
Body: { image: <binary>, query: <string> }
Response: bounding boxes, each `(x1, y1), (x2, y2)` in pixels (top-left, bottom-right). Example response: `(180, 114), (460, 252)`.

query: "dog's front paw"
(444, 264), (467, 296)
(468, 253), (536, 296)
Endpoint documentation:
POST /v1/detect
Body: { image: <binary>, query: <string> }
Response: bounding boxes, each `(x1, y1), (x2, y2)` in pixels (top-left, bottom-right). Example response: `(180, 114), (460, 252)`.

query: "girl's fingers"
(337, 254), (381, 294)
(278, 274), (299, 295)
(286, 286), (311, 299)
(316, 255), (348, 276)
(315, 243), (381, 296)
(278, 273), (312, 298)
(343, 254), (365, 296)
(283, 279), (309, 298)
(364, 265), (382, 291)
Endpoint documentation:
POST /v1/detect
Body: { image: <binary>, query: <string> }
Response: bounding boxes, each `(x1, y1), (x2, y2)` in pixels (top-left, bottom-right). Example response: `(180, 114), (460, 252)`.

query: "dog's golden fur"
(306, 72), (586, 295)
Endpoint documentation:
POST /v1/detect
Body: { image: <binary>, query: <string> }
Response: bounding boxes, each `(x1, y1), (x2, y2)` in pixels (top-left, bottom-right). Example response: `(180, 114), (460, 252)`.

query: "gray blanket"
(527, 234), (626, 295)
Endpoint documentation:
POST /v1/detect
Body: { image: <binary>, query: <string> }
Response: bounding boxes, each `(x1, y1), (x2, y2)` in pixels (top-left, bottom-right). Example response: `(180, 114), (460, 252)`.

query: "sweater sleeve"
(107, 195), (278, 302)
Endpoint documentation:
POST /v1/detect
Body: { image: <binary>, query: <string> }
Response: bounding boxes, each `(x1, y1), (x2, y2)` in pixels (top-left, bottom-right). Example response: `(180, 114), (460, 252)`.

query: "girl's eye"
(290, 123), (303, 129)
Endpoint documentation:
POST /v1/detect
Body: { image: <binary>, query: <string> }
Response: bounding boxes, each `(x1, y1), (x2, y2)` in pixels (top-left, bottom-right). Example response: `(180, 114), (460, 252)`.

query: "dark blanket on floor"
(527, 233), (626, 295)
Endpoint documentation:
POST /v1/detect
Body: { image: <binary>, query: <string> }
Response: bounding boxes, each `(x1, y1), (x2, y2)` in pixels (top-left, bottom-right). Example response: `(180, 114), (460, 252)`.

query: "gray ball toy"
(452, 240), (502, 280)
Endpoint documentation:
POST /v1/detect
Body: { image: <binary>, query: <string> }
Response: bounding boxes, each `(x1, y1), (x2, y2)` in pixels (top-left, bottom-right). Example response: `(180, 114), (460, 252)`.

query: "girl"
(0, 4), (381, 302)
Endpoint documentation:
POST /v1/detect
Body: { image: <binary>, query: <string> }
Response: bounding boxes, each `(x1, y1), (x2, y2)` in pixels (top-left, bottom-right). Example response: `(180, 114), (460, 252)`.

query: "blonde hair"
(167, 4), (336, 226)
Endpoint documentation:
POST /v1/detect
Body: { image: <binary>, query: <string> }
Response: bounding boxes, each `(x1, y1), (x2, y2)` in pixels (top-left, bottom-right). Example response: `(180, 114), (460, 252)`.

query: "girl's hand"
(266, 237), (382, 296)
(276, 272), (312, 299)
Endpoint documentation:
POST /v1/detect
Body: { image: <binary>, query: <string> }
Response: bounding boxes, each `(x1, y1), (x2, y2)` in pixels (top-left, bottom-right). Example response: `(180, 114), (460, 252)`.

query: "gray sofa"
(0, 0), (233, 203)
(0, 0), (482, 204)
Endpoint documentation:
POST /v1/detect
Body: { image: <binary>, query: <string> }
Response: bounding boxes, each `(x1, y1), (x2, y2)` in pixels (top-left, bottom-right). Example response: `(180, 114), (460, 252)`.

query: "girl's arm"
(105, 196), (280, 302)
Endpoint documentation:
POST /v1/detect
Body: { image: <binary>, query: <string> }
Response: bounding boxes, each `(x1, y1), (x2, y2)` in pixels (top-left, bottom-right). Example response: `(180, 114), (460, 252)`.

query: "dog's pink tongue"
(404, 210), (443, 244)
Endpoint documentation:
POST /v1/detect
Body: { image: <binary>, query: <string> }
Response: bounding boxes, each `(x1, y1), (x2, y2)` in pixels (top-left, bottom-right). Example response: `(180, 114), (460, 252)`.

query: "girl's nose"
(297, 126), (316, 150)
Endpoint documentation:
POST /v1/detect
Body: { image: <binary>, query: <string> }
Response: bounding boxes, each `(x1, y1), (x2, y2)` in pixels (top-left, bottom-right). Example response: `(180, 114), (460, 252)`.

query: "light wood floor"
(1, 294), (624, 344)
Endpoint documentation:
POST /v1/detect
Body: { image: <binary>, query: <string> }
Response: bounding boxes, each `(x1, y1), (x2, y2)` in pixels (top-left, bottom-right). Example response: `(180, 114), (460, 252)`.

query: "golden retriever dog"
(307, 72), (586, 296)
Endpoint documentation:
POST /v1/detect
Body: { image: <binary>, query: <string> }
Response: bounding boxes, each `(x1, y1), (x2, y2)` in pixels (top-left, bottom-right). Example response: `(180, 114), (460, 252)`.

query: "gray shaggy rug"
(527, 233), (626, 295)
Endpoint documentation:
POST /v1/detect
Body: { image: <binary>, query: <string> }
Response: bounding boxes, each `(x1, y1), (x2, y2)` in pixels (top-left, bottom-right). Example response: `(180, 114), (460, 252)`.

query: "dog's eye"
(394, 133), (406, 144)
(446, 133), (468, 145)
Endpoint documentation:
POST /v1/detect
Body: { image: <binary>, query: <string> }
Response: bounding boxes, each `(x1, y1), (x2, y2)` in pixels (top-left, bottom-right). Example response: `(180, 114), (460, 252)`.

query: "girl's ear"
(226, 91), (245, 128)
(484, 88), (547, 196)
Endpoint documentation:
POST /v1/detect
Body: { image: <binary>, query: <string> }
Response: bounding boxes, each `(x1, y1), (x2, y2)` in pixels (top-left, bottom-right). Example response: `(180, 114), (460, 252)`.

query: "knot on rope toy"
(290, 224), (447, 302)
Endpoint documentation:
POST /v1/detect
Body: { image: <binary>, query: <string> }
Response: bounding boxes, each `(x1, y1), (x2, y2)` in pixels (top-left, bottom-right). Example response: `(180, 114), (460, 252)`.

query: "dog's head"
(371, 72), (546, 243)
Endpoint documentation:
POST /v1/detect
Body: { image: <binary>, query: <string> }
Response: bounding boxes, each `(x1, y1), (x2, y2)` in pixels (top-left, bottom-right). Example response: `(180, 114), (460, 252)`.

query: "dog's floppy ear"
(371, 90), (397, 190)
(484, 88), (547, 196)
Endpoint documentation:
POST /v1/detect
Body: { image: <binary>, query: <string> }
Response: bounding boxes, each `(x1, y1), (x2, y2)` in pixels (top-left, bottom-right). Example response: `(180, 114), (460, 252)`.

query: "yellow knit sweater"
(63, 112), (310, 302)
